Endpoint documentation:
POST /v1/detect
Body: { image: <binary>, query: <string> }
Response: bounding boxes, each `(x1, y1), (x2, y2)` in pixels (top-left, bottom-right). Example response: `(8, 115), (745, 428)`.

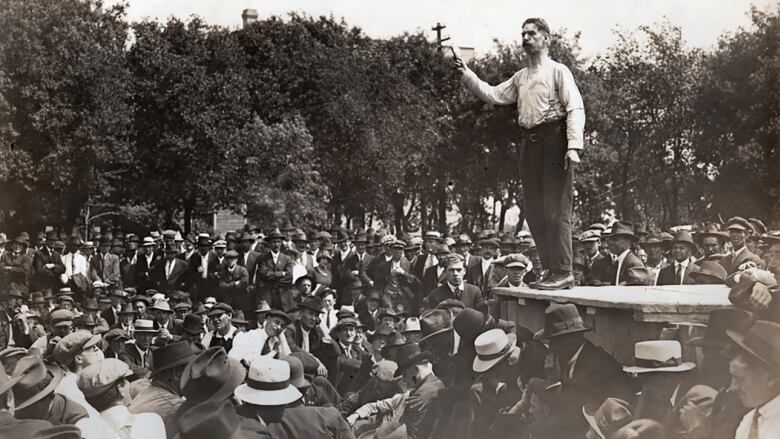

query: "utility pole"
(432, 22), (449, 51)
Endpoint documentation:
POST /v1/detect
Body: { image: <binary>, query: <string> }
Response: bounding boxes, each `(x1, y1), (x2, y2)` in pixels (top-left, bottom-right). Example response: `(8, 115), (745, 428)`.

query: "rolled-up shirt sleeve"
(461, 67), (518, 106)
(554, 65), (585, 150)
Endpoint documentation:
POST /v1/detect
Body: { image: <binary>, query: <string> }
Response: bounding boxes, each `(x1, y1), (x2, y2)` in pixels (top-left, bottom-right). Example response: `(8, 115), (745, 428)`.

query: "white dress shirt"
(100, 405), (166, 439)
(614, 249), (631, 285)
(735, 393), (780, 439)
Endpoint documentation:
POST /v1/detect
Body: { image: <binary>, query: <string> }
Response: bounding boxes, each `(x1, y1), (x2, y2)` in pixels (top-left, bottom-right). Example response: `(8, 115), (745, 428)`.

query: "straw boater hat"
(133, 319), (157, 333)
(473, 329), (515, 373)
(622, 340), (696, 374)
(234, 358), (302, 406)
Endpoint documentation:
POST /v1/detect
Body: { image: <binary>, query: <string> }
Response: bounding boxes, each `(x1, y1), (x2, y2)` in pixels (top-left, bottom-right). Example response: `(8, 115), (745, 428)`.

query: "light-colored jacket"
(228, 327), (292, 365)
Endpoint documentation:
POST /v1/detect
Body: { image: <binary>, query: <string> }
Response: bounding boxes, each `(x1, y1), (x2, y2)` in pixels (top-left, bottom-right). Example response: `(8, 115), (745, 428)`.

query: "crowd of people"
(0, 215), (778, 439)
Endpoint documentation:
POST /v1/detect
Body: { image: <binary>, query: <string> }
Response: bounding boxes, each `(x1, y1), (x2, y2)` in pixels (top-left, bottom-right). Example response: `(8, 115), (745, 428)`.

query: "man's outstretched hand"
(451, 47), (465, 72)
(565, 149), (580, 170)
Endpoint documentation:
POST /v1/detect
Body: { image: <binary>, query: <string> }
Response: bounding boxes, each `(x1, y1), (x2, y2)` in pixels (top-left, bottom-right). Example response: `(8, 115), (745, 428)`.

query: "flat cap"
(54, 331), (102, 366)
(77, 358), (132, 398)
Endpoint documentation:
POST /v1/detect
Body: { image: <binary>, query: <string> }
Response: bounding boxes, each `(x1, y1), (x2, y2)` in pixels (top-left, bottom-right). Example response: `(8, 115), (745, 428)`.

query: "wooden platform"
(494, 284), (732, 364)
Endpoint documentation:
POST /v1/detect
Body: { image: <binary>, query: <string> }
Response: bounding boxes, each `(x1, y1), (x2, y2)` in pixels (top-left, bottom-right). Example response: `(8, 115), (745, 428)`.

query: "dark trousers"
(518, 121), (573, 273)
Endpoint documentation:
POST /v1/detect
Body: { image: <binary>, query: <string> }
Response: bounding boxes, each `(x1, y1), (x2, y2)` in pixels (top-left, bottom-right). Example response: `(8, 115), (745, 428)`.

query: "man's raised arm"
(456, 55), (518, 106)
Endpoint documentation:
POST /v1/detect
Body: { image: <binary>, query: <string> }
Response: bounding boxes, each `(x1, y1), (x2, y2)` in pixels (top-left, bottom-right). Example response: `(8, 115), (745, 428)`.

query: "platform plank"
(493, 284), (730, 315)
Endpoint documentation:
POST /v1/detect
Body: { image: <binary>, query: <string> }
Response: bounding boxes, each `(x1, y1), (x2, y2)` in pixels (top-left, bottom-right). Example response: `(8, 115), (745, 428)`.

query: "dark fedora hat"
(393, 342), (434, 377)
(696, 223), (728, 243)
(181, 314), (205, 336)
(81, 298), (100, 311)
(688, 308), (755, 347)
(418, 309), (453, 344)
(180, 346), (246, 403)
(151, 341), (200, 378)
(265, 228), (285, 240)
(368, 324), (395, 343)
(265, 309), (291, 325)
(689, 261), (727, 284)
(534, 303), (591, 340)
(727, 320), (780, 369)
(608, 221), (639, 241)
(670, 230), (697, 252)
(297, 297), (324, 314)
(12, 354), (64, 411)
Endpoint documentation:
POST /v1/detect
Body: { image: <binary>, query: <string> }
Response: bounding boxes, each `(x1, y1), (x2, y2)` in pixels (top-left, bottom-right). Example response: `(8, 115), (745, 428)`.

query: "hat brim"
(726, 329), (774, 368)
(419, 327), (453, 344)
(472, 347), (513, 373)
(150, 354), (198, 378)
(686, 336), (725, 347)
(582, 404), (606, 439)
(608, 233), (639, 241)
(15, 367), (64, 411)
(234, 383), (302, 406)
(394, 351), (435, 377)
(622, 362), (696, 374)
(133, 328), (158, 333)
(533, 326), (591, 340)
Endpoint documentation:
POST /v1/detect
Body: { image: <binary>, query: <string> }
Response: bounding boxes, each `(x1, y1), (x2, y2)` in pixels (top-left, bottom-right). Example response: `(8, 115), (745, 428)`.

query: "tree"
(0, 0), (132, 233)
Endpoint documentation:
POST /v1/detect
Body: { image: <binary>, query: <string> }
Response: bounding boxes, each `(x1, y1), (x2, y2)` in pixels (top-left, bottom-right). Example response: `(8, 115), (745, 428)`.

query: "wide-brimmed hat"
(393, 342), (434, 377)
(150, 300), (174, 313)
(279, 355), (310, 389)
(582, 398), (633, 439)
(377, 308), (401, 322)
(181, 347), (246, 403)
(670, 231), (697, 252)
(689, 261), (727, 284)
(622, 340), (696, 374)
(401, 317), (421, 333)
(81, 298), (100, 311)
(265, 228), (285, 241)
(473, 329), (514, 373)
(419, 309), (453, 344)
(297, 297), (324, 314)
(534, 303), (591, 340)
(181, 314), (205, 336)
(726, 216), (752, 233)
(117, 303), (137, 315)
(234, 358), (302, 406)
(608, 221), (639, 241)
(422, 231), (444, 242)
(727, 320), (780, 370)
(151, 341), (200, 378)
(254, 300), (271, 315)
(133, 319), (157, 333)
(688, 308), (755, 347)
(696, 224), (728, 244)
(11, 354), (64, 411)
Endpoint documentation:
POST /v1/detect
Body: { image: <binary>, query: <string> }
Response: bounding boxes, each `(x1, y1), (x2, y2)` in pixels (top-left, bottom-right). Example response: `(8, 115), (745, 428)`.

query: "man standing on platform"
(456, 17), (585, 290)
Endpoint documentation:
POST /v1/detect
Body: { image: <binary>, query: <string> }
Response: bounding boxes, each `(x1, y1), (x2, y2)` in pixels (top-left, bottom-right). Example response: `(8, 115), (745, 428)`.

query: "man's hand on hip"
(564, 149), (580, 170)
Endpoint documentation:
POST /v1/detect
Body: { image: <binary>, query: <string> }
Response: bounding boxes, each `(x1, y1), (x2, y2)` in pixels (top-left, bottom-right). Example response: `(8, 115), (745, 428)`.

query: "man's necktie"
(675, 265), (683, 285)
(748, 410), (760, 439)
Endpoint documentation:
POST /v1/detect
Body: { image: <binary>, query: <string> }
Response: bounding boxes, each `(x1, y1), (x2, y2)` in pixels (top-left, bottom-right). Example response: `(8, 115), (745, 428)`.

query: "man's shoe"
(531, 273), (575, 290)
(528, 269), (551, 288)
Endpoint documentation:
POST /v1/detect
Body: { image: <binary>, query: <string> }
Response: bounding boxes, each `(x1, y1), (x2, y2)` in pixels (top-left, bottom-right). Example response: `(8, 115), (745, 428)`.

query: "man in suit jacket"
(32, 232), (65, 292)
(426, 255), (484, 311)
(219, 250), (251, 315)
(396, 343), (446, 439)
(420, 245), (452, 297)
(719, 216), (765, 275)
(656, 231), (701, 285)
(152, 245), (188, 293)
(187, 235), (217, 302)
(338, 231), (375, 294)
(536, 304), (634, 436)
(411, 231), (444, 281)
(90, 236), (122, 288)
(373, 240), (420, 314)
(453, 234), (481, 284)
(466, 239), (505, 298)
(256, 229), (294, 311)
(284, 297), (329, 375)
(590, 221), (645, 286)
(134, 237), (161, 292)
(237, 232), (261, 285)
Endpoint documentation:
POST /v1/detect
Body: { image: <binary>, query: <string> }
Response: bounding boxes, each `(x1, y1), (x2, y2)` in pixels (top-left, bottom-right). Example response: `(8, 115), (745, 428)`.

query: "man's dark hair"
(522, 18), (551, 36)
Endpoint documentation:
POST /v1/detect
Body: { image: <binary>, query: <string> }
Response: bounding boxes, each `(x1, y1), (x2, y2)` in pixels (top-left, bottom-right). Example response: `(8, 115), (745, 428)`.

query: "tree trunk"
(391, 192), (404, 233)
(420, 198), (428, 233)
(183, 196), (195, 235)
(498, 199), (509, 233)
(437, 186), (447, 235)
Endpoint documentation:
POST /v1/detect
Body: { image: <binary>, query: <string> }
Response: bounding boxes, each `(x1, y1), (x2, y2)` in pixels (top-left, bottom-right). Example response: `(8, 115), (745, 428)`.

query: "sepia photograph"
(0, 0), (779, 437)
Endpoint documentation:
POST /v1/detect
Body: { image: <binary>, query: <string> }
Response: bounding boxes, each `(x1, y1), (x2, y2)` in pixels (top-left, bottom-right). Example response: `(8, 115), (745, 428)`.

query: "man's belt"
(521, 119), (566, 143)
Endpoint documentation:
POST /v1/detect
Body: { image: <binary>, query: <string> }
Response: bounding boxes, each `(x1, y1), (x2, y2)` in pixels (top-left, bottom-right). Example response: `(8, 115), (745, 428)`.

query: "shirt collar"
(759, 392), (780, 418)
(447, 282), (463, 293)
(616, 249), (631, 264)
(734, 246), (747, 257)
(675, 258), (691, 269)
